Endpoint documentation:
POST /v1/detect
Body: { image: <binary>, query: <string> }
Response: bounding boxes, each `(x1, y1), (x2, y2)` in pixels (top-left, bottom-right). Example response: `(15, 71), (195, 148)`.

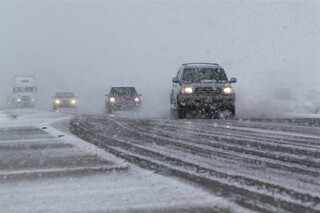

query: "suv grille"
(21, 96), (31, 101)
(195, 87), (221, 96)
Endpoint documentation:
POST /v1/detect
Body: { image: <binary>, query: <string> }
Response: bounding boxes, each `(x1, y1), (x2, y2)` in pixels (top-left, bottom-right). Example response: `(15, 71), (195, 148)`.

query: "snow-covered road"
(70, 113), (320, 213)
(0, 109), (244, 213)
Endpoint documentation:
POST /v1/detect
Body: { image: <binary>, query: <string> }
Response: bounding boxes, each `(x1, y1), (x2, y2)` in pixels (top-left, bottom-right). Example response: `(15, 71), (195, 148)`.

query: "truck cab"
(7, 76), (37, 108)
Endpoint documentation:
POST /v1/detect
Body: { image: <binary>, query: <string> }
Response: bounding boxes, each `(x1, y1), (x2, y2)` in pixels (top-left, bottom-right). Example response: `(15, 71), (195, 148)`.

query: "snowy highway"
(70, 113), (320, 213)
(0, 110), (246, 213)
(1, 0), (320, 212)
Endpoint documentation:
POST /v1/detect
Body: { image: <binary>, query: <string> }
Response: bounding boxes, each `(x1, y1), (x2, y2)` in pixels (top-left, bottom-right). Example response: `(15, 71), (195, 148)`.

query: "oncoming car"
(53, 92), (78, 110)
(170, 63), (237, 119)
(105, 87), (141, 113)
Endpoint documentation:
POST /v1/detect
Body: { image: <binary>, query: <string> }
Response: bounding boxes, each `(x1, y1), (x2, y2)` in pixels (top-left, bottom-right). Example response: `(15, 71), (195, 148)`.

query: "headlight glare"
(55, 99), (60, 104)
(109, 97), (115, 103)
(181, 87), (193, 94)
(71, 99), (77, 104)
(134, 97), (140, 102)
(223, 87), (233, 94)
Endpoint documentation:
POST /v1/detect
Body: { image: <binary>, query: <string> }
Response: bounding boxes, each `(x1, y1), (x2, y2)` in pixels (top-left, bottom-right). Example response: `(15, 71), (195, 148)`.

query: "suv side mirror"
(172, 77), (180, 83)
(229, 77), (237, 83)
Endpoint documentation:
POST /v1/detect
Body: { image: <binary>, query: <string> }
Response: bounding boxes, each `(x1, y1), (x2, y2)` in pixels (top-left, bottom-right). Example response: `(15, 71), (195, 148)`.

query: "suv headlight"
(71, 99), (77, 104)
(55, 99), (60, 104)
(134, 97), (140, 103)
(181, 87), (193, 94)
(223, 87), (234, 94)
(109, 97), (115, 103)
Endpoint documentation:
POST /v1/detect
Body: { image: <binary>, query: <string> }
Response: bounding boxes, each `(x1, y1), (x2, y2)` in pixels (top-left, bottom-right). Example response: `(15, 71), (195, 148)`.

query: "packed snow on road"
(0, 109), (248, 213)
(1, 109), (319, 212)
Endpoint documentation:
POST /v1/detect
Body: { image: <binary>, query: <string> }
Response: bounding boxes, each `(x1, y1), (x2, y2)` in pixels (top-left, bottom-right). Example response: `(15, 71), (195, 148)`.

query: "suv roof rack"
(182, 63), (219, 66)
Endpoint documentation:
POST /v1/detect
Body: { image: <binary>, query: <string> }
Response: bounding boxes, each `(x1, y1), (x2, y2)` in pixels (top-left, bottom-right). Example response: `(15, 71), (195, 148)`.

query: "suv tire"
(106, 107), (112, 114)
(177, 103), (186, 119)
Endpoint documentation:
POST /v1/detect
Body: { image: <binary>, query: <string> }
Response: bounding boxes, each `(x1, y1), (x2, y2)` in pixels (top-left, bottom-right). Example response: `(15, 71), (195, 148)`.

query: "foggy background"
(1, 0), (319, 118)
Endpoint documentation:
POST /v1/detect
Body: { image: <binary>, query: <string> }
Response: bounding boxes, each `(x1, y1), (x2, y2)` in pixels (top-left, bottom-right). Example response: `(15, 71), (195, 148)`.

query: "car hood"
(54, 97), (75, 100)
(182, 82), (231, 88)
(117, 96), (135, 99)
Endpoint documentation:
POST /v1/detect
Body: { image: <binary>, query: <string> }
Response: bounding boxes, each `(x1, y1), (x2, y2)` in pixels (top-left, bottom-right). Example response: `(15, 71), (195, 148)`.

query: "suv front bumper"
(177, 94), (235, 111)
(107, 102), (140, 111)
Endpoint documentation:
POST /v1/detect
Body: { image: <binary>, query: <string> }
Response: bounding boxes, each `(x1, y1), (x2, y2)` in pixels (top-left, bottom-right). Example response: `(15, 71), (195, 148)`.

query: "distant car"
(53, 92), (78, 110)
(105, 87), (141, 113)
(170, 63), (237, 119)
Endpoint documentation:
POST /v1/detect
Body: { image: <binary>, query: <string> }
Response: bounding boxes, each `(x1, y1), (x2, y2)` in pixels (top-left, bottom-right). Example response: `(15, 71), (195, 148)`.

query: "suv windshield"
(182, 67), (228, 83)
(110, 87), (137, 97)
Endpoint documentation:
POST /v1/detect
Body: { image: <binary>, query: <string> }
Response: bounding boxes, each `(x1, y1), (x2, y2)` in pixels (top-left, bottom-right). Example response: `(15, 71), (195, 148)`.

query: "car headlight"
(17, 98), (21, 102)
(181, 87), (193, 94)
(134, 97), (140, 103)
(71, 99), (77, 104)
(223, 87), (234, 94)
(55, 99), (60, 104)
(109, 97), (115, 103)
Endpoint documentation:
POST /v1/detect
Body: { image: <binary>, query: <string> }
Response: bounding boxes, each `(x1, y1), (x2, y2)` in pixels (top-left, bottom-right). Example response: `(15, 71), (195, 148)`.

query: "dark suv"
(105, 87), (141, 113)
(170, 63), (237, 119)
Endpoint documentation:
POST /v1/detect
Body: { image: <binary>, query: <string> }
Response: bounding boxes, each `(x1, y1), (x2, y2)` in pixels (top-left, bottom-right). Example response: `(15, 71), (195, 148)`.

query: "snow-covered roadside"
(0, 109), (71, 128)
(0, 110), (10, 123)
(39, 112), (129, 168)
(0, 109), (250, 213)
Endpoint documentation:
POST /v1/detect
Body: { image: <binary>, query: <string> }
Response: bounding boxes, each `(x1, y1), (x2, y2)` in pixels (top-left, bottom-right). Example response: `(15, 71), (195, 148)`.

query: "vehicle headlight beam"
(223, 87), (233, 94)
(181, 87), (193, 94)
(134, 97), (140, 103)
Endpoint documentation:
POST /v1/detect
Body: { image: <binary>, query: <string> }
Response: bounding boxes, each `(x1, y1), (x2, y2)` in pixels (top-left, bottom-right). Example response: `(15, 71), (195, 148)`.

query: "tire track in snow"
(70, 115), (320, 213)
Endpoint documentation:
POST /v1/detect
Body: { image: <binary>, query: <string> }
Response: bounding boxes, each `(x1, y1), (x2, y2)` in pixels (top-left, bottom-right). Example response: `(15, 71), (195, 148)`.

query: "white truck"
(7, 76), (37, 108)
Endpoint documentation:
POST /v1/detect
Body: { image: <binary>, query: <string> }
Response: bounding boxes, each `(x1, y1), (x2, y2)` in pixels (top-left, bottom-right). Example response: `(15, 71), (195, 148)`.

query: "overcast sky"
(1, 0), (319, 117)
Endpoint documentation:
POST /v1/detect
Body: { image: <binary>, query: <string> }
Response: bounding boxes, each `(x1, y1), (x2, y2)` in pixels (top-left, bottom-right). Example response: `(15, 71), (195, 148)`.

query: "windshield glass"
(15, 87), (36, 93)
(182, 68), (228, 83)
(55, 92), (75, 98)
(110, 87), (137, 96)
